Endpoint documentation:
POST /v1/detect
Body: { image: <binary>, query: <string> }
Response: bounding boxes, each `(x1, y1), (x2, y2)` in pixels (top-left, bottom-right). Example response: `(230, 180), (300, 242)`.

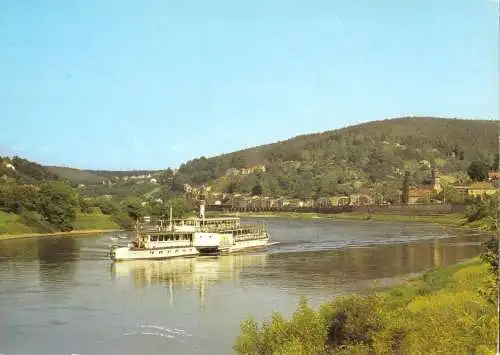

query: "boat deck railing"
(137, 216), (268, 235)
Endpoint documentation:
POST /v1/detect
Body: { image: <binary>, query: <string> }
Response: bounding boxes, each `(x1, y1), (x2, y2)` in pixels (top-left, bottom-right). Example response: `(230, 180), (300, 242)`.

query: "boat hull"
(220, 238), (270, 253)
(111, 246), (199, 261)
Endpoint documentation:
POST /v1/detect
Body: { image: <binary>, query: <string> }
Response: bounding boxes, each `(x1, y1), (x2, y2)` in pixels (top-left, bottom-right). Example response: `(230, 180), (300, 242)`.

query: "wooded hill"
(0, 156), (60, 184)
(176, 117), (498, 199)
(30, 117), (499, 202)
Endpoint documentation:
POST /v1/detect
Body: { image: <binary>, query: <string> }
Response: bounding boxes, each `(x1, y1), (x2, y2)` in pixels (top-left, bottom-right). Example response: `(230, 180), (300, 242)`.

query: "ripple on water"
(120, 325), (195, 341)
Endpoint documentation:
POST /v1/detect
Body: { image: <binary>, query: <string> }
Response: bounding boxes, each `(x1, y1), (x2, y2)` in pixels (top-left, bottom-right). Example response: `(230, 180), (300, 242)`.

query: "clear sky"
(0, 0), (498, 170)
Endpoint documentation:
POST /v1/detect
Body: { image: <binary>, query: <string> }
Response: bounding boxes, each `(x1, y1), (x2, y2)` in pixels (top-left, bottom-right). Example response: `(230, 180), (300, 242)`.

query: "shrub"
(111, 211), (135, 230)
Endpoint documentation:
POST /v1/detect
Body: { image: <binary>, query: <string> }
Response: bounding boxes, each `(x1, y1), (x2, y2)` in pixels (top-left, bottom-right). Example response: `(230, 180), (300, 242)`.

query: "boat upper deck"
(137, 215), (269, 234)
(138, 216), (244, 232)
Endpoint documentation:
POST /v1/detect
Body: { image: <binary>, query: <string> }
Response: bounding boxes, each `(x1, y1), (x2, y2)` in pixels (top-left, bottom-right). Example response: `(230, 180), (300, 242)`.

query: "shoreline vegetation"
(233, 254), (499, 354)
(0, 210), (123, 240)
(231, 196), (498, 354)
(2, 194), (496, 240)
(221, 210), (495, 231)
(0, 211), (481, 240)
(0, 228), (123, 241)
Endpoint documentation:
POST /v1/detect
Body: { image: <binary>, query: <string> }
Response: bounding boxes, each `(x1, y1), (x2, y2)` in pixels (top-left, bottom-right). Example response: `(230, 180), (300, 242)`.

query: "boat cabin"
(133, 232), (193, 249)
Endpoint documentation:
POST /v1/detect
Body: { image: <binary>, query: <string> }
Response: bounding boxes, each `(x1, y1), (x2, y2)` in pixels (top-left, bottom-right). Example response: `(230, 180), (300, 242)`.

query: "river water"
(0, 218), (486, 354)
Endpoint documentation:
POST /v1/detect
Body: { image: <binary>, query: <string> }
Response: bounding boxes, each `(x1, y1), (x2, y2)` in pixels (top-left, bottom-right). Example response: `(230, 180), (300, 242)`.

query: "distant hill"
(0, 156), (60, 184)
(11, 117), (497, 202)
(46, 166), (104, 185)
(83, 169), (164, 178)
(46, 166), (169, 184)
(176, 117), (498, 199)
(46, 166), (166, 183)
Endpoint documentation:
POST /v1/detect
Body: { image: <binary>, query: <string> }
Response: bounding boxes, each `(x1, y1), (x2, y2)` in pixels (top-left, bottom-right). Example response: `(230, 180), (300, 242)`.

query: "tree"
(467, 161), (489, 181)
(94, 198), (118, 215)
(251, 184), (263, 196)
(0, 184), (17, 213)
(401, 171), (410, 205)
(39, 181), (78, 231)
(171, 173), (190, 192)
(225, 181), (238, 194)
(78, 196), (91, 213)
(121, 197), (145, 221)
(492, 153), (499, 171)
(150, 202), (171, 218)
(167, 196), (193, 218)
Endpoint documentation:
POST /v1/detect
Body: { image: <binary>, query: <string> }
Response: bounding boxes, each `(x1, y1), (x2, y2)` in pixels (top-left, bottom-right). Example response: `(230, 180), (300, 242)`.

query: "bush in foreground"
(234, 260), (498, 354)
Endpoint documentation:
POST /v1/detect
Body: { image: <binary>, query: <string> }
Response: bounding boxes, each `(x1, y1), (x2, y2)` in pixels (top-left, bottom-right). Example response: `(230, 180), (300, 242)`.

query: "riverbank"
(234, 256), (498, 354)
(0, 228), (123, 241)
(0, 211), (123, 240)
(222, 211), (469, 226)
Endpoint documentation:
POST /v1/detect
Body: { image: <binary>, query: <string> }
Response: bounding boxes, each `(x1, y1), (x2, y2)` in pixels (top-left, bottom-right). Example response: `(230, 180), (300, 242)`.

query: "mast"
(170, 206), (173, 232)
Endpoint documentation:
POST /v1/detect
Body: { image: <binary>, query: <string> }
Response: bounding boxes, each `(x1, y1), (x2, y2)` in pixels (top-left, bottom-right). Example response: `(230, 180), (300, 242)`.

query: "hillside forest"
(0, 117), (498, 233)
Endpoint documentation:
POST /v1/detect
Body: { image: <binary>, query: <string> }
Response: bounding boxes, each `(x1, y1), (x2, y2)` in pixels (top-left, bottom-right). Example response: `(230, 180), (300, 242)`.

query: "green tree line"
(0, 180), (196, 233)
(176, 118), (497, 198)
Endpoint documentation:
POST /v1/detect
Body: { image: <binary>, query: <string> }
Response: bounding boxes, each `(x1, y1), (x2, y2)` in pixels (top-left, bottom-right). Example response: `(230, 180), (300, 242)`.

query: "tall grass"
(234, 258), (498, 354)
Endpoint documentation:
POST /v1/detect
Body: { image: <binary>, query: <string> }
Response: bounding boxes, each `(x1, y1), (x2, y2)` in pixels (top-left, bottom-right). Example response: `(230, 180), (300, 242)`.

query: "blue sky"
(0, 0), (498, 170)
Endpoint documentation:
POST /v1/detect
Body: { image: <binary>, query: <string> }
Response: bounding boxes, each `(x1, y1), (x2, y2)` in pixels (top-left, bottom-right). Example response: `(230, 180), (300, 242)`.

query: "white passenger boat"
(109, 202), (271, 262)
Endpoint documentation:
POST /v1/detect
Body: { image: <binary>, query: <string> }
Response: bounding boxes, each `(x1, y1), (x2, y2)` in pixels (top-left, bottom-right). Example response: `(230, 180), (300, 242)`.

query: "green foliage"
(492, 153), (499, 171)
(120, 197), (145, 221)
(78, 196), (91, 213)
(324, 294), (385, 350)
(45, 166), (103, 184)
(233, 297), (328, 355)
(92, 198), (118, 215)
(111, 211), (135, 230)
(72, 213), (119, 230)
(481, 236), (499, 273)
(178, 117), (497, 197)
(38, 181), (78, 231)
(162, 196), (194, 218)
(480, 236), (499, 304)
(467, 160), (490, 181)
(251, 184), (263, 196)
(18, 211), (56, 233)
(465, 193), (499, 230)
(234, 259), (498, 354)
(0, 156), (60, 184)
(0, 211), (39, 234)
(0, 184), (18, 213)
(401, 171), (410, 204)
(437, 185), (466, 203)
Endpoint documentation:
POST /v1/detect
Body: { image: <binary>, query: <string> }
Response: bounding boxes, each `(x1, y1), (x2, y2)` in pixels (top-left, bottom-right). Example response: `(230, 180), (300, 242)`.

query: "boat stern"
(109, 246), (130, 261)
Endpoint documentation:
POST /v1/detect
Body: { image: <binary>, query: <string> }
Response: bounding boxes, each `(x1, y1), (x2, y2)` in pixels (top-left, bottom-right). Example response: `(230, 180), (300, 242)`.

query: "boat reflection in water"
(111, 253), (268, 308)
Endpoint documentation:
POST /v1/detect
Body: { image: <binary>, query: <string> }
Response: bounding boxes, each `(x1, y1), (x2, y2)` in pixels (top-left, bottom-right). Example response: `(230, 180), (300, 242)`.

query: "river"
(0, 218), (486, 354)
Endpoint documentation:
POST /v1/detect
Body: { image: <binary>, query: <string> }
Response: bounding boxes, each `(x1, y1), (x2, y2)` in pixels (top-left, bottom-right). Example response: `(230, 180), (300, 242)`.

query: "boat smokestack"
(199, 200), (205, 219)
(199, 185), (206, 219)
(170, 206), (173, 231)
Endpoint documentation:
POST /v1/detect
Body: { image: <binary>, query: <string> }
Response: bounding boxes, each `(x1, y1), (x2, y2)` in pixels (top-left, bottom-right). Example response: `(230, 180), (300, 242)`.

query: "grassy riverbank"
(234, 257), (498, 354)
(0, 211), (121, 240)
(222, 211), (469, 226)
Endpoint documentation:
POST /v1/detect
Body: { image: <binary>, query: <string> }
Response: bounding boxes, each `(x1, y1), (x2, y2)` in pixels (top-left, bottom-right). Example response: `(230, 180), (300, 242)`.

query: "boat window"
(150, 235), (158, 241)
(159, 235), (164, 242)
(175, 235), (180, 241)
